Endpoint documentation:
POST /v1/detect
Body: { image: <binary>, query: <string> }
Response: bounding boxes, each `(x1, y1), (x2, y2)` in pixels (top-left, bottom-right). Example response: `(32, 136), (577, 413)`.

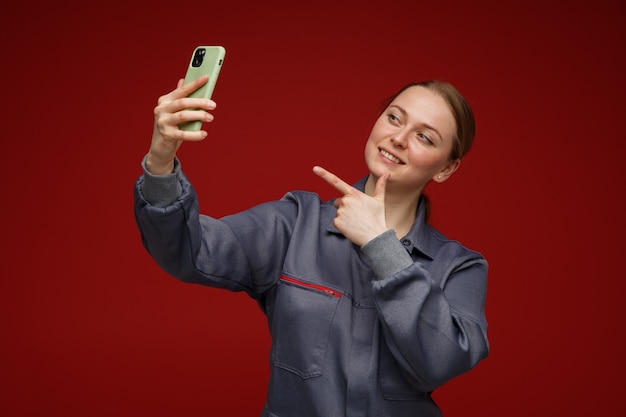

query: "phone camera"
(191, 48), (206, 67)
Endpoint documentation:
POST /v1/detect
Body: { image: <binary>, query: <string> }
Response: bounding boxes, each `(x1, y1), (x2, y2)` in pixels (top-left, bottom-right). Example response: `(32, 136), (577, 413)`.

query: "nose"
(390, 130), (409, 148)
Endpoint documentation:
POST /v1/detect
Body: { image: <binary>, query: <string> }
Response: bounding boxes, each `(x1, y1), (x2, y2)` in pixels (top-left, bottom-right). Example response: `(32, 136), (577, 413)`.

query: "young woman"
(134, 75), (489, 417)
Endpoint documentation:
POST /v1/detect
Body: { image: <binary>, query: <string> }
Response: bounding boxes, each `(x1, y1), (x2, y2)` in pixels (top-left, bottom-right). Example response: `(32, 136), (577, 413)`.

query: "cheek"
(364, 135), (378, 157)
(407, 147), (449, 171)
(363, 141), (376, 169)
(368, 118), (387, 140)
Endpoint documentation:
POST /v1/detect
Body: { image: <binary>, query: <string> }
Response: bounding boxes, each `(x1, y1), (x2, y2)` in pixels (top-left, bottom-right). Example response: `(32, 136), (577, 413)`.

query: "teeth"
(380, 149), (401, 163)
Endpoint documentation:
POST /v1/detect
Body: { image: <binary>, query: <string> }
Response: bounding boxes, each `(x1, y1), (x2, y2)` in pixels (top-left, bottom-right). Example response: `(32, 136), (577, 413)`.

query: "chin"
(368, 164), (391, 180)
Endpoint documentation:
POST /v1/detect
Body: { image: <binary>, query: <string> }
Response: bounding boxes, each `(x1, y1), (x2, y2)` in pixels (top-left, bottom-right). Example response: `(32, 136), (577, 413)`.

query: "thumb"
(374, 174), (389, 201)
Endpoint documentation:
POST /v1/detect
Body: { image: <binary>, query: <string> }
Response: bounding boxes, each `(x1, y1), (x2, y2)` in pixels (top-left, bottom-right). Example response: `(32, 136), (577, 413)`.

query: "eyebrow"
(389, 104), (444, 143)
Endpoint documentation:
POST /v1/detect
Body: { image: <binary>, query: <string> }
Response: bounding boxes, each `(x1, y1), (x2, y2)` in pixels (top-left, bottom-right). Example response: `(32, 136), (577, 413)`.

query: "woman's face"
(364, 86), (460, 194)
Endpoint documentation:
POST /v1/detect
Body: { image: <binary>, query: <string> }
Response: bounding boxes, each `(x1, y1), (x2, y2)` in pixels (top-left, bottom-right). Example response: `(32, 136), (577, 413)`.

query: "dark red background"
(1, 0), (625, 415)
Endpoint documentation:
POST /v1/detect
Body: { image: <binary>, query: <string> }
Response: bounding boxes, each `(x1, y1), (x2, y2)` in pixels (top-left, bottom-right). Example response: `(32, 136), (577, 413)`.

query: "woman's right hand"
(146, 75), (216, 175)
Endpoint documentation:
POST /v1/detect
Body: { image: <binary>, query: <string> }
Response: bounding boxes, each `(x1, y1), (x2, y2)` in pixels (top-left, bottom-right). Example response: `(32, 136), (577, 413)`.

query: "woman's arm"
(364, 232), (489, 392)
(135, 77), (292, 296)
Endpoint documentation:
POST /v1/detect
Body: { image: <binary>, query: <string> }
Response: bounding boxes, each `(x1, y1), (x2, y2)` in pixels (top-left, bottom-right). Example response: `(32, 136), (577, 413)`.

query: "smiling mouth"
(379, 148), (403, 164)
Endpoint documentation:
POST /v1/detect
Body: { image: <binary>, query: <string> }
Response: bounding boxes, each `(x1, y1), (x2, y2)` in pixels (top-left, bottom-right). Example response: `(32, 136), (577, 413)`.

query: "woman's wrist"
(145, 153), (175, 176)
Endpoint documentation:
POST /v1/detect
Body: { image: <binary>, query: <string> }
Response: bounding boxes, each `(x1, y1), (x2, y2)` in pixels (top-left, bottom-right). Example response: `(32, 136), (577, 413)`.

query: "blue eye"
(418, 133), (433, 144)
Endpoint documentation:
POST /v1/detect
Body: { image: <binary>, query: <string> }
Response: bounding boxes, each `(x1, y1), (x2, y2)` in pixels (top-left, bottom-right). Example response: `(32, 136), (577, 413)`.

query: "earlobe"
(433, 159), (461, 183)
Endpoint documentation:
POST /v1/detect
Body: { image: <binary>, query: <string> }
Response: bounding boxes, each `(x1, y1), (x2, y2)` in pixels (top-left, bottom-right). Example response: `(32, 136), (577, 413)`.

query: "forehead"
(390, 86), (456, 138)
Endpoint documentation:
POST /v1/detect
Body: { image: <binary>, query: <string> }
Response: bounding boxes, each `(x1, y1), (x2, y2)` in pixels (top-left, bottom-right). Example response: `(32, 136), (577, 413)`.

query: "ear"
(432, 159), (461, 183)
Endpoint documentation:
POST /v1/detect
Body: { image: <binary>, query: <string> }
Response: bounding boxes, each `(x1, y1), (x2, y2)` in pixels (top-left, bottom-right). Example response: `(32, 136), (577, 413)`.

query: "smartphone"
(179, 45), (226, 131)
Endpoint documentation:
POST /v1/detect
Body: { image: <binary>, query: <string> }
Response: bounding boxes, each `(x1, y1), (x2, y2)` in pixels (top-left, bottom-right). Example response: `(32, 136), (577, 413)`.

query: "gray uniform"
(134, 158), (489, 417)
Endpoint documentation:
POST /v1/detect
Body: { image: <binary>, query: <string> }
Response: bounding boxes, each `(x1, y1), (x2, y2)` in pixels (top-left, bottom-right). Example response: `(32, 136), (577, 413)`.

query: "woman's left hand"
(313, 166), (389, 246)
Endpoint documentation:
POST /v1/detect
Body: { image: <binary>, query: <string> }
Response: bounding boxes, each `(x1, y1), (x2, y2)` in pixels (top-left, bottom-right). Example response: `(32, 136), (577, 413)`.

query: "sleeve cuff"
(361, 229), (415, 279)
(140, 155), (183, 208)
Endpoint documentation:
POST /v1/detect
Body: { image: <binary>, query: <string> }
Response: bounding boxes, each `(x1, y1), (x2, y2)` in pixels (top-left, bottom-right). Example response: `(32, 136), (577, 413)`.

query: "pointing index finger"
(313, 166), (354, 195)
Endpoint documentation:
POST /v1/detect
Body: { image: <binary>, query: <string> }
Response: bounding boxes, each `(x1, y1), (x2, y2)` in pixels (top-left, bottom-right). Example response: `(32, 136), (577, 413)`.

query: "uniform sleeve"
(134, 168), (297, 298)
(363, 231), (489, 392)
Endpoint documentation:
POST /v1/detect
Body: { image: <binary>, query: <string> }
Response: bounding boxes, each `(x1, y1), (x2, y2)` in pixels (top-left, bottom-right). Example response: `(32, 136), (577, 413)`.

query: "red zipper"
(280, 275), (342, 298)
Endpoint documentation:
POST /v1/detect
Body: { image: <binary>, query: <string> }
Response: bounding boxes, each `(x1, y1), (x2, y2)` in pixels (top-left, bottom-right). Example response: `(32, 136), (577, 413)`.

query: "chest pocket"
(270, 275), (341, 379)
